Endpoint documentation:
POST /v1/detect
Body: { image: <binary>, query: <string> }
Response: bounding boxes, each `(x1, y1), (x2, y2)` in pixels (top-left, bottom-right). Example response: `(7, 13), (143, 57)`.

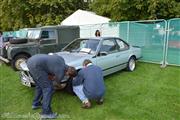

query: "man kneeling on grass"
(72, 59), (105, 108)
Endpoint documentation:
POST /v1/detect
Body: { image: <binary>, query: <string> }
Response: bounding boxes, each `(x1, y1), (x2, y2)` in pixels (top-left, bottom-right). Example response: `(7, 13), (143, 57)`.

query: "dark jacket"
(73, 65), (105, 99)
(27, 54), (67, 87)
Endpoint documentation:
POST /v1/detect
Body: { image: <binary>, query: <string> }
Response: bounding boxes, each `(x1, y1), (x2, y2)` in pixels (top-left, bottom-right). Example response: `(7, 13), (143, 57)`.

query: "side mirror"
(98, 51), (108, 56)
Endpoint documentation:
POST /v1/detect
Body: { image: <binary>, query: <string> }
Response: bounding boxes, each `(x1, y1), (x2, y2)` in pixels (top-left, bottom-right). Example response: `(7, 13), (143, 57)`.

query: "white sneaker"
(41, 112), (58, 119)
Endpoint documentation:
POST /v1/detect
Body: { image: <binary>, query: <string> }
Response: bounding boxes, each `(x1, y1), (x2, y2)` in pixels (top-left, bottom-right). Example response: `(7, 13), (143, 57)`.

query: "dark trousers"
(28, 65), (54, 114)
(33, 83), (54, 114)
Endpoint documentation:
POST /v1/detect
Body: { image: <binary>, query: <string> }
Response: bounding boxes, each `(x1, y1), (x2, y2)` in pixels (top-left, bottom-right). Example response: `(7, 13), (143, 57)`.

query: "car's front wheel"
(53, 78), (75, 95)
(127, 56), (136, 71)
(53, 81), (67, 90)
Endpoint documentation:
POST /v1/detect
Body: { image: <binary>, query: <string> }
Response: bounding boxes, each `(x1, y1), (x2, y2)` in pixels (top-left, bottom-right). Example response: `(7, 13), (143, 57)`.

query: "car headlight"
(20, 61), (29, 71)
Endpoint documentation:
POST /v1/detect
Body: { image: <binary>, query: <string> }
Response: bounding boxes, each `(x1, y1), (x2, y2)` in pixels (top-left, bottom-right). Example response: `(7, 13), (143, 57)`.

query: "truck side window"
(41, 30), (55, 39)
(41, 31), (49, 38)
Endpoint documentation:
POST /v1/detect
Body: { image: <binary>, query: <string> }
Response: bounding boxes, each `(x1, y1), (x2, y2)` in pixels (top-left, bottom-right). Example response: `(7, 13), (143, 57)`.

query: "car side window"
(100, 39), (119, 54)
(116, 39), (129, 51)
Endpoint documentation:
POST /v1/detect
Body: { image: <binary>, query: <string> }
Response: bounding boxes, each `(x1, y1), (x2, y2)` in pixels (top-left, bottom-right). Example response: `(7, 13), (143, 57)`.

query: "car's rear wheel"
(127, 56), (136, 71)
(11, 54), (29, 71)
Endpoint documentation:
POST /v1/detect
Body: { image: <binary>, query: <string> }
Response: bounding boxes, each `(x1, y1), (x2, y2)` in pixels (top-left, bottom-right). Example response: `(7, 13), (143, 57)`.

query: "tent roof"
(61, 9), (110, 25)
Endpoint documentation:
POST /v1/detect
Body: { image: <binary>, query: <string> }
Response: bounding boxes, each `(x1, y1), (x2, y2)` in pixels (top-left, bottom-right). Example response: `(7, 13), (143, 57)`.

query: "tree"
(90, 0), (180, 21)
(0, 0), (31, 30)
(0, 0), (90, 31)
(1, 0), (179, 30)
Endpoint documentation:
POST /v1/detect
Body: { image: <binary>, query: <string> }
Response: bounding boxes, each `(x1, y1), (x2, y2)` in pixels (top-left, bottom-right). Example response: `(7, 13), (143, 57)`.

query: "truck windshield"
(63, 39), (100, 54)
(27, 30), (41, 39)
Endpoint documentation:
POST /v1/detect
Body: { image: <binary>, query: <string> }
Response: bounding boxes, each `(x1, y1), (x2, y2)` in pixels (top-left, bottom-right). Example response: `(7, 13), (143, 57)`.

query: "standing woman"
(95, 30), (101, 37)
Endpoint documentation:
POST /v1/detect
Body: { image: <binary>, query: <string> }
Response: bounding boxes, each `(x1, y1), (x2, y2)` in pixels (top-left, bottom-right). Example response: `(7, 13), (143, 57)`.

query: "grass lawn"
(0, 62), (180, 120)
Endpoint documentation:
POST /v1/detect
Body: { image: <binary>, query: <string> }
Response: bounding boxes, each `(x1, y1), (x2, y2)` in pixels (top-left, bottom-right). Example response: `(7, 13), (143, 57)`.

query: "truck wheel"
(11, 54), (29, 71)
(127, 56), (136, 71)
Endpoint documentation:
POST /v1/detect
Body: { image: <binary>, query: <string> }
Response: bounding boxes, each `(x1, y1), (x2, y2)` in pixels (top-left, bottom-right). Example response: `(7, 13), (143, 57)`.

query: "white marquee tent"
(61, 9), (110, 25)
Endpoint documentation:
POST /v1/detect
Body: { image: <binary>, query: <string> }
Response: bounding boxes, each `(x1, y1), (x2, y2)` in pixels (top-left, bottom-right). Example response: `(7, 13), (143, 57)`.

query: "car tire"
(127, 56), (136, 71)
(11, 54), (29, 71)
(63, 78), (76, 95)
(9, 38), (27, 44)
(53, 81), (67, 90)
(30, 83), (35, 87)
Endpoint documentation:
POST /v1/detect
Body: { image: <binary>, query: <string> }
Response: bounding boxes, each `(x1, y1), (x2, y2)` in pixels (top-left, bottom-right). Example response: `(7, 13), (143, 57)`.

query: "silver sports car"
(19, 37), (141, 90)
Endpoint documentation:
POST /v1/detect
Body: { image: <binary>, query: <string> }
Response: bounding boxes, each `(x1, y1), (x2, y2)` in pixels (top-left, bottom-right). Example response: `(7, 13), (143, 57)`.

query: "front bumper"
(19, 61), (70, 89)
(19, 69), (70, 89)
(19, 71), (35, 87)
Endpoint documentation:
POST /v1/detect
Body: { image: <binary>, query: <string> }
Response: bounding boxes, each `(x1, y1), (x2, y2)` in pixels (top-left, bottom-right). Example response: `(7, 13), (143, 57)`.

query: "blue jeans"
(33, 84), (54, 114)
(73, 85), (88, 102)
(28, 62), (55, 114)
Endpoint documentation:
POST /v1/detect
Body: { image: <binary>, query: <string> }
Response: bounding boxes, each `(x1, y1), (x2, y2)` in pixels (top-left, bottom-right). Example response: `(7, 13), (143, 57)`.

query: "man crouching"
(72, 59), (105, 108)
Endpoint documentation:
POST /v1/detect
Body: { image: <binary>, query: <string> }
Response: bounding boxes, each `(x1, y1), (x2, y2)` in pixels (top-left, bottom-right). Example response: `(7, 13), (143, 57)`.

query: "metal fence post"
(127, 21), (130, 43)
(165, 18), (180, 66)
(161, 20), (168, 68)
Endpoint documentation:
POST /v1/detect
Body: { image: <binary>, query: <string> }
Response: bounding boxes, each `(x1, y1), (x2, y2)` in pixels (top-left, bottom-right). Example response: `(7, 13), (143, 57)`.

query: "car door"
(115, 38), (130, 70)
(95, 38), (120, 76)
(39, 29), (58, 53)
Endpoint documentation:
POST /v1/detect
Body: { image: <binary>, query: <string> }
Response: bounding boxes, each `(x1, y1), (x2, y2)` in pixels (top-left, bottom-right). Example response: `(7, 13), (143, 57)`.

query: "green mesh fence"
(80, 19), (180, 66)
(124, 20), (166, 64)
(3, 28), (28, 38)
(166, 18), (180, 66)
(3, 31), (17, 37)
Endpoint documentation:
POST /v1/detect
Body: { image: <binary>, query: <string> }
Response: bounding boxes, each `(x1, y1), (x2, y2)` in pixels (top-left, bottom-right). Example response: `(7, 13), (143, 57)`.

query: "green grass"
(0, 62), (180, 120)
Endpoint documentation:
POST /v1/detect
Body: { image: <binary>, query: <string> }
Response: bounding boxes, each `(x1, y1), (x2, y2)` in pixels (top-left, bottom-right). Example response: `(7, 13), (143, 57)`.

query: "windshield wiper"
(69, 49), (79, 53)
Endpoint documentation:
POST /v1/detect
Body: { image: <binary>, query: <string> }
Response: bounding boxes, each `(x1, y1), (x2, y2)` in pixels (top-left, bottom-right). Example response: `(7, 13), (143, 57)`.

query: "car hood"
(55, 51), (94, 69)
(9, 42), (37, 47)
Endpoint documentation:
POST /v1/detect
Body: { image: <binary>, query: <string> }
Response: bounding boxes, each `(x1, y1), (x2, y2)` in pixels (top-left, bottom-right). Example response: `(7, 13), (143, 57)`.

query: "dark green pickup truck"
(0, 25), (79, 70)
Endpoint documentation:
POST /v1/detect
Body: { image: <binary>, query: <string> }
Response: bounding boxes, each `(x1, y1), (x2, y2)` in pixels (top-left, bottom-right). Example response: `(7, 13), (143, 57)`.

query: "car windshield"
(27, 30), (41, 39)
(63, 39), (100, 54)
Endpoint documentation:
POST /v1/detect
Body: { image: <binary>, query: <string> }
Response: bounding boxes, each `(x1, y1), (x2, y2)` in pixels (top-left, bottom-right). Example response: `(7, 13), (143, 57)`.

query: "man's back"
(81, 65), (105, 99)
(27, 54), (67, 81)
